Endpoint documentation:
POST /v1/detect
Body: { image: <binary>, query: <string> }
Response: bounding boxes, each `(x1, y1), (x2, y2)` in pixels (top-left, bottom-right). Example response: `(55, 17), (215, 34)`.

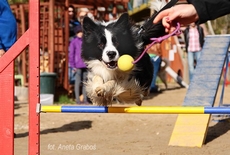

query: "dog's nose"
(107, 51), (116, 59)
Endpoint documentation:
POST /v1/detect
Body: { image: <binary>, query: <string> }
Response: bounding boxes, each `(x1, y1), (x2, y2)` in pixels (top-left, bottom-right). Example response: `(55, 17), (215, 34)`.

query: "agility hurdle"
(1, 0), (229, 153)
(39, 105), (230, 114)
(0, 0), (40, 154)
(38, 35), (230, 148)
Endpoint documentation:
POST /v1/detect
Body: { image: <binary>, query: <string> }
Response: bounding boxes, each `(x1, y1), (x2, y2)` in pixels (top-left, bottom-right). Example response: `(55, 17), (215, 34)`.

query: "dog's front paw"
(95, 87), (105, 97)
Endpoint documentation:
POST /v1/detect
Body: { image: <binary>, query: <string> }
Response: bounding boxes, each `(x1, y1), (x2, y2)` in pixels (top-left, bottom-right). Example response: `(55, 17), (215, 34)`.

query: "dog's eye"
(98, 43), (104, 49)
(112, 37), (118, 47)
(98, 37), (106, 49)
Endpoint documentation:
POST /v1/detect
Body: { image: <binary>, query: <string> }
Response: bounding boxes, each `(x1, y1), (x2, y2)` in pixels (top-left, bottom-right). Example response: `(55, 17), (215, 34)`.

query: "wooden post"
(29, 0), (40, 154)
(19, 4), (27, 86)
(64, 0), (69, 90)
(0, 0), (40, 154)
(0, 62), (14, 155)
(49, 0), (54, 72)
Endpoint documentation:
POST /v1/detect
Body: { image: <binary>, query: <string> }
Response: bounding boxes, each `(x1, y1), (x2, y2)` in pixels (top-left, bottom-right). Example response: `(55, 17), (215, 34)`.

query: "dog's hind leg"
(135, 98), (143, 106)
(116, 89), (143, 106)
(158, 72), (168, 89)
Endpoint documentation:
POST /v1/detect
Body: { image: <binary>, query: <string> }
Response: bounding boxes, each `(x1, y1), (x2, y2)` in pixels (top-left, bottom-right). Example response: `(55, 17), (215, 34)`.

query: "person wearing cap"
(69, 25), (89, 104)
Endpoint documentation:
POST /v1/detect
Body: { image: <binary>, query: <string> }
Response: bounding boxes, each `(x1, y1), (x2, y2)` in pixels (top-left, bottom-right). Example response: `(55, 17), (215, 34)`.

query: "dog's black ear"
(82, 17), (97, 33)
(113, 13), (130, 30)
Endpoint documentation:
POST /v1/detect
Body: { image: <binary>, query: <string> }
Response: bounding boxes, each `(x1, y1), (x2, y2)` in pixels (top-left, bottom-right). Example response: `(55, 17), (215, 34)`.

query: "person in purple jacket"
(0, 0), (17, 57)
(69, 25), (89, 104)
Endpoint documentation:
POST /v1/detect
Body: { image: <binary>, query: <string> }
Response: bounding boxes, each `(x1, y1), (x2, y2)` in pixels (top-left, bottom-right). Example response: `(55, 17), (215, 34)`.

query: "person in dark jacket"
(153, 0), (230, 32)
(68, 5), (80, 41)
(69, 25), (88, 104)
(0, 0), (17, 57)
(184, 22), (204, 82)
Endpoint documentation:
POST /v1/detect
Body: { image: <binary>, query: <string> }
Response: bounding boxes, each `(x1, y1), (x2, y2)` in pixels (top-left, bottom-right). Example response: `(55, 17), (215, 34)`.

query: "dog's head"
(81, 13), (141, 70)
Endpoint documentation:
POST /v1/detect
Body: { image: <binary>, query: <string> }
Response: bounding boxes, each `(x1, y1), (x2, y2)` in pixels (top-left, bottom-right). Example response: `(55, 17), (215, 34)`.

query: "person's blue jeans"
(150, 56), (162, 91)
(187, 51), (201, 82)
(74, 68), (88, 103)
(68, 67), (76, 84)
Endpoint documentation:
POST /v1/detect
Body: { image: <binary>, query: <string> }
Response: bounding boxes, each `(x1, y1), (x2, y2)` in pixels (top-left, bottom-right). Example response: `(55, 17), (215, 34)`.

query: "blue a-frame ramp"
(169, 35), (230, 147)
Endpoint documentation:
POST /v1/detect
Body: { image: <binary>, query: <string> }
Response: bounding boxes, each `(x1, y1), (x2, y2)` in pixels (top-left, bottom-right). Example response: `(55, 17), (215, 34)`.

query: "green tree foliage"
(8, 0), (28, 4)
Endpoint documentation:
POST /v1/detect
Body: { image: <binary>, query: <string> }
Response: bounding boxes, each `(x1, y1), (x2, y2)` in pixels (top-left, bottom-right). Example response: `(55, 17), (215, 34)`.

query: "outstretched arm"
(153, 4), (198, 32)
(153, 0), (230, 32)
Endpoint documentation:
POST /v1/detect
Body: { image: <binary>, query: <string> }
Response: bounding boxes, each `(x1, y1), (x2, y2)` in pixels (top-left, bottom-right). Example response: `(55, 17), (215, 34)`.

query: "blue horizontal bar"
(61, 106), (108, 113)
(204, 107), (230, 114)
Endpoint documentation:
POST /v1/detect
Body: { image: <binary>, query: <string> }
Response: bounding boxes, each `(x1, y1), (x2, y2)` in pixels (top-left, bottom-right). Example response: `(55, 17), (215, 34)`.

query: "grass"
(55, 94), (75, 104)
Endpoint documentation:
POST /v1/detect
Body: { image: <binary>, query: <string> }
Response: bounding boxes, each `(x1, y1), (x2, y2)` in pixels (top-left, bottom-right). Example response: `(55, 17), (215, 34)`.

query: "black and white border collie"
(81, 13), (153, 106)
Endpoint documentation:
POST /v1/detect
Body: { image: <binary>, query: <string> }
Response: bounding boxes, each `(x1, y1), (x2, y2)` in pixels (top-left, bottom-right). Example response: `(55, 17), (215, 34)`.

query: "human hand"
(153, 4), (199, 33)
(0, 49), (6, 57)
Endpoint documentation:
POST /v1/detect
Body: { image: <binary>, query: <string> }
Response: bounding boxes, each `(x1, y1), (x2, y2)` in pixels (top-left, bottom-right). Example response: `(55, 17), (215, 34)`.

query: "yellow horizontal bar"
(108, 107), (127, 113)
(109, 107), (205, 114)
(41, 105), (61, 113)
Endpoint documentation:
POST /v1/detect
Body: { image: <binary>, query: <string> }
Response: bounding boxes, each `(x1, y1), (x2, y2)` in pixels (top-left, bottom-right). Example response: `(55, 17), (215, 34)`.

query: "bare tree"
(211, 14), (230, 34)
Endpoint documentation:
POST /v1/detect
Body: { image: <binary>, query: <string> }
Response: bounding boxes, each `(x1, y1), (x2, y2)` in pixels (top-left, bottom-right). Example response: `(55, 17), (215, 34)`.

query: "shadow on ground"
(144, 86), (186, 100)
(205, 117), (230, 144)
(15, 120), (92, 138)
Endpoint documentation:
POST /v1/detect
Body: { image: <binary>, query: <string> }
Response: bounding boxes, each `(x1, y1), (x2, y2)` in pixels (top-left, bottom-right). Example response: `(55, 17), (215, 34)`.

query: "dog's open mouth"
(103, 61), (117, 69)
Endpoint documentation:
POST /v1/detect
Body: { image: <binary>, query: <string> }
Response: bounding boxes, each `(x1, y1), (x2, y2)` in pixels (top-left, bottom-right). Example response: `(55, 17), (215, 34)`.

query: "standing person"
(68, 5), (80, 41)
(0, 0), (17, 57)
(77, 8), (89, 25)
(146, 43), (162, 93)
(184, 22), (204, 82)
(69, 25), (88, 104)
(68, 5), (80, 85)
(77, 8), (94, 25)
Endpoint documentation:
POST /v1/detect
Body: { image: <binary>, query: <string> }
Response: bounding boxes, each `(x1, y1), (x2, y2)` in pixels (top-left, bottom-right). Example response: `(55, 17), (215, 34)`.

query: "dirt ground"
(14, 83), (230, 155)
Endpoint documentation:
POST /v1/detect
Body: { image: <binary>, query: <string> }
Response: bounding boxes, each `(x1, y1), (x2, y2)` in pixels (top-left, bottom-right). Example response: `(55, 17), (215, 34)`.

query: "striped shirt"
(188, 27), (201, 52)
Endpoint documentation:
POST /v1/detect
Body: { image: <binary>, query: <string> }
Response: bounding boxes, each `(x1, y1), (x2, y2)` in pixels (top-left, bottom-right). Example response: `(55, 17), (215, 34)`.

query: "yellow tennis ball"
(117, 55), (134, 72)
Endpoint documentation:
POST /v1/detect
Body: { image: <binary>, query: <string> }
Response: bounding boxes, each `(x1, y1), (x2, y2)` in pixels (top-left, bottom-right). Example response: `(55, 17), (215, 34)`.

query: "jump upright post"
(0, 0), (40, 154)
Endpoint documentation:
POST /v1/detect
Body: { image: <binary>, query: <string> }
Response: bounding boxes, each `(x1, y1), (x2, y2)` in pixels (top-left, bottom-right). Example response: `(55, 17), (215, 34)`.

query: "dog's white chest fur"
(85, 60), (145, 106)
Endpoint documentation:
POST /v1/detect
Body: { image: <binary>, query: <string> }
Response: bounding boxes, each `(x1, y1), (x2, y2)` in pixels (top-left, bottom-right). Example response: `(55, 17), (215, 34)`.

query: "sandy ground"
(14, 83), (230, 155)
